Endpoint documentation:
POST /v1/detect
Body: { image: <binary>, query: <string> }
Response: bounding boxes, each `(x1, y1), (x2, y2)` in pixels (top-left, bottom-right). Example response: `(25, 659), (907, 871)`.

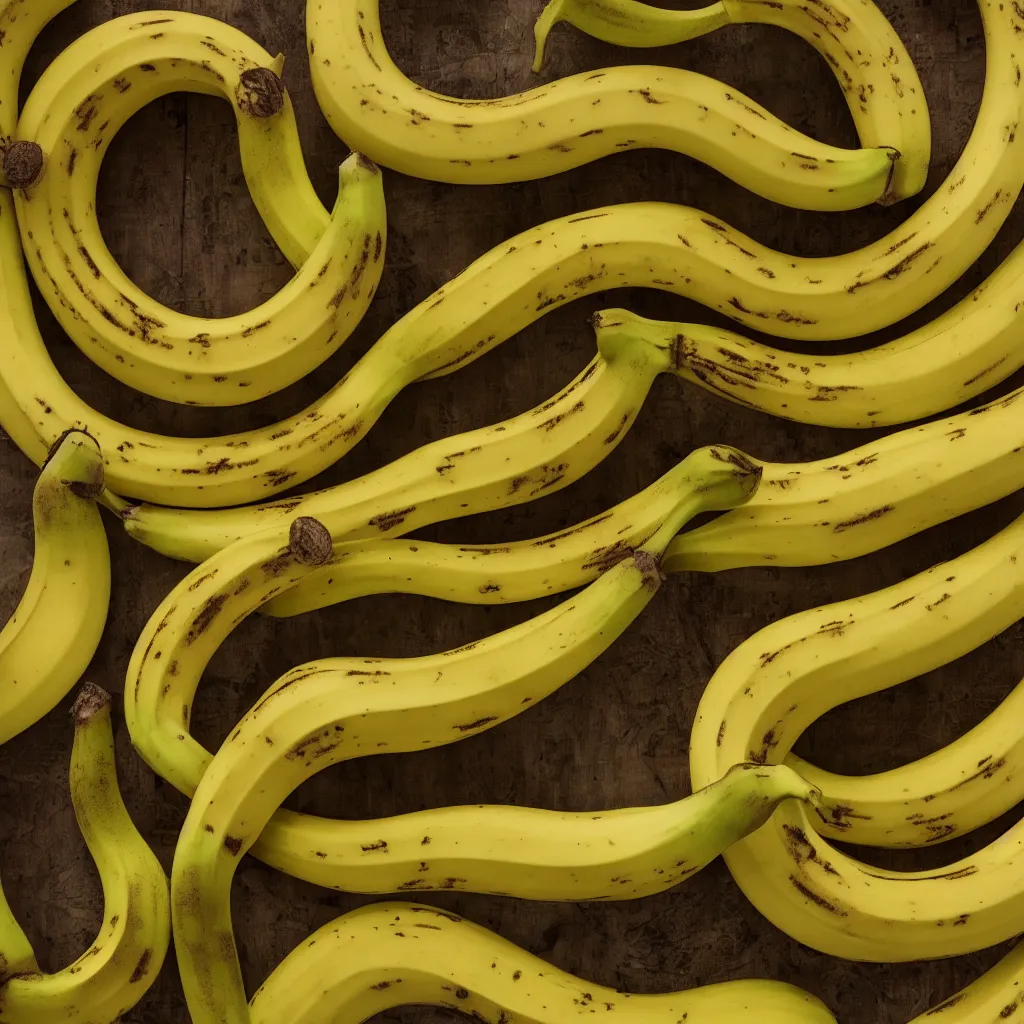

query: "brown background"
(1, 0), (1023, 1020)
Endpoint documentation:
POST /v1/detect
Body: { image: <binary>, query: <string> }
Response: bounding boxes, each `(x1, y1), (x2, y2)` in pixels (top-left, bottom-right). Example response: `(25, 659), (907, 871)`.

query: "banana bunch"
(690, 508), (1024, 962)
(0, 430), (109, 745)
(125, 446), (760, 847)
(10, 11), (386, 405)
(246, 901), (838, 1024)
(307, 0), (924, 209)
(0, 684), (169, 1024)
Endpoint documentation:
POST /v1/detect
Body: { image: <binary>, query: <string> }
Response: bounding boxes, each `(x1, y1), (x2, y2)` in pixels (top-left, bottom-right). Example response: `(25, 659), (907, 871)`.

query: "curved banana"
(308, 0), (912, 209)
(249, 902), (838, 1024)
(690, 509), (1024, 962)
(121, 317), (677, 559)
(787, 671), (1024, 848)
(532, 0), (929, 200)
(907, 940), (1024, 1022)
(0, 429), (110, 745)
(126, 447), (760, 879)
(257, 761), (816, 897)
(11, 12), (385, 406)
(0, 684), (170, 1023)
(665, 385), (1024, 573)
(614, 241), (1024, 425)
(168, 523), (731, 1024)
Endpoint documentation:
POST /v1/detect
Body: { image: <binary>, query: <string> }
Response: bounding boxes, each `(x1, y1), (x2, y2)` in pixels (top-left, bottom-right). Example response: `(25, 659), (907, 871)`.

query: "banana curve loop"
(248, 902), (839, 1024)
(665, 385), (1024, 572)
(690, 510), (1024, 961)
(120, 318), (677, 557)
(127, 447), (761, 885)
(0, 429), (110, 745)
(532, 0), (930, 200)
(307, 0), (910, 209)
(0, 684), (170, 1024)
(11, 11), (386, 405)
(167, 513), (750, 1024)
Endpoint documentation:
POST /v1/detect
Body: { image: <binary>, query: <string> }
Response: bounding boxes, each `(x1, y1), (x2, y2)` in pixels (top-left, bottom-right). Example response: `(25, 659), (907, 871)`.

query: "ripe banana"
(308, 0), (915, 210)
(690, 509), (1024, 962)
(0, 684), (169, 1024)
(616, 237), (1024, 425)
(257, 761), (816, 897)
(531, 0), (929, 200)
(665, 386), (1024, 572)
(11, 11), (386, 406)
(0, 429), (109, 745)
(168, 522), (742, 1024)
(126, 447), (760, 878)
(120, 316), (678, 558)
(249, 902), (839, 1024)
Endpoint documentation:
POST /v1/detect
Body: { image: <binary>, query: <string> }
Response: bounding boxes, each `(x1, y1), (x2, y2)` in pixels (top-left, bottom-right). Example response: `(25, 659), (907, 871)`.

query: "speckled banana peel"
(120, 317), (679, 560)
(665, 386), (1024, 573)
(167, 520), (757, 1024)
(0, 684), (169, 1024)
(126, 448), (760, 864)
(613, 250), (1024, 425)
(0, 430), (110, 745)
(248, 903), (839, 1024)
(9, 11), (385, 406)
(531, 0), (929, 200)
(690, 509), (1024, 962)
(308, 0), (907, 211)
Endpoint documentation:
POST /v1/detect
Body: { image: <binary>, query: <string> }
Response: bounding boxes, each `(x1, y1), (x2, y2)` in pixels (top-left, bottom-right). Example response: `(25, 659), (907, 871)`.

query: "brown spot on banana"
(236, 67), (285, 118)
(3, 140), (44, 189)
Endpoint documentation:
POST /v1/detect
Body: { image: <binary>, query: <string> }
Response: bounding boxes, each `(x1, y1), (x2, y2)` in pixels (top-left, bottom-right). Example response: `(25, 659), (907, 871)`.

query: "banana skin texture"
(530, 0), (930, 201)
(0, 429), (109, 745)
(248, 902), (840, 1024)
(0, 685), (169, 1024)
(308, 0), (911, 210)
(126, 447), (761, 884)
(12, 11), (386, 406)
(690, 509), (1024, 962)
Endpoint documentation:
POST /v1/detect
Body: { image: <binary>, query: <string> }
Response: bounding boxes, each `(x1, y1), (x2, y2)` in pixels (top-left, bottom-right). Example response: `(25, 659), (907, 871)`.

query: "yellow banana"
(614, 246), (1024, 424)
(249, 902), (839, 1024)
(690, 509), (1024, 962)
(10, 11), (385, 406)
(257, 761), (816, 897)
(167, 519), (743, 1024)
(0, 429), (109, 745)
(120, 317), (678, 558)
(308, 0), (915, 209)
(0, 684), (169, 1024)
(531, 0), (929, 200)
(666, 386), (1024, 572)
(907, 940), (1024, 1022)
(126, 447), (760, 880)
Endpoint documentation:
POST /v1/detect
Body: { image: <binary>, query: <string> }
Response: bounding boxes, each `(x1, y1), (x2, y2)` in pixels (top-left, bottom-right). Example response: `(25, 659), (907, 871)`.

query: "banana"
(307, 0), (915, 210)
(665, 386), (1024, 573)
(531, 0), (929, 200)
(907, 940), (1024, 1022)
(10, 11), (386, 406)
(613, 244), (1024, 425)
(0, 684), (170, 1023)
(690, 509), (1024, 962)
(167, 518), (741, 1024)
(120, 316), (678, 559)
(257, 761), (816, 897)
(249, 902), (838, 1024)
(786, 670), (1024, 849)
(126, 448), (760, 876)
(0, 429), (110, 745)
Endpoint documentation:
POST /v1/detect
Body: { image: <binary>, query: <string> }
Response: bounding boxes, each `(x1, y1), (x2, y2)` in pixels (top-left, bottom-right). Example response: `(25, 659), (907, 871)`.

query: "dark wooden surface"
(1, 0), (1023, 1020)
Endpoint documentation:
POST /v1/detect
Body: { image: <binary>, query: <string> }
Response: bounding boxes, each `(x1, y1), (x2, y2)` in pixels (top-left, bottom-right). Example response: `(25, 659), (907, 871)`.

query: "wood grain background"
(1, 0), (1023, 1020)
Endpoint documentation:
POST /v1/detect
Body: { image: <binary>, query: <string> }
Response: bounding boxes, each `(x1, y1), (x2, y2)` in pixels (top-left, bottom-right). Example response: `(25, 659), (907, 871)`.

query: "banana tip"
(71, 683), (111, 725)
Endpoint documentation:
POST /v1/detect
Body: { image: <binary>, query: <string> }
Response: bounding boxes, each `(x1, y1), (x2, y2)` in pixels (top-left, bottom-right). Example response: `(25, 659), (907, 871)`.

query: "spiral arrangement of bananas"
(3, 0), (1024, 1021)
